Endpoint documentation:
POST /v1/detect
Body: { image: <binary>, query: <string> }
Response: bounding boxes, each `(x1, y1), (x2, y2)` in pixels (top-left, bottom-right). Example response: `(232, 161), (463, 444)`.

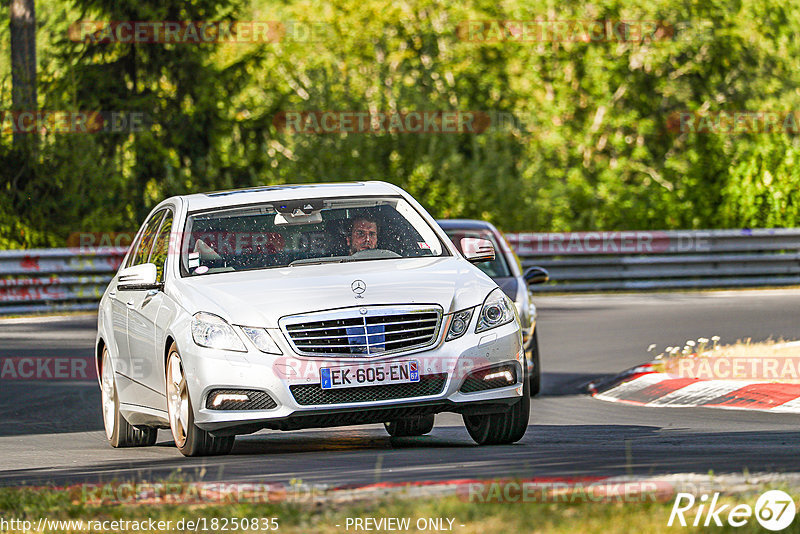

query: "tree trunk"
(10, 0), (37, 146)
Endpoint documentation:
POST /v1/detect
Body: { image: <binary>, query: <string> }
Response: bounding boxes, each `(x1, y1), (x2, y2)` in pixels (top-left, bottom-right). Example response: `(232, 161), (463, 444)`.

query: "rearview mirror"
(274, 212), (323, 225)
(461, 238), (495, 263)
(117, 263), (161, 291)
(524, 266), (549, 285)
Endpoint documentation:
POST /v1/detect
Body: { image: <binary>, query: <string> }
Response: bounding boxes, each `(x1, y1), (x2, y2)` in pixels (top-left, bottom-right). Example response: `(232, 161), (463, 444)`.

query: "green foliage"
(2, 0), (800, 246)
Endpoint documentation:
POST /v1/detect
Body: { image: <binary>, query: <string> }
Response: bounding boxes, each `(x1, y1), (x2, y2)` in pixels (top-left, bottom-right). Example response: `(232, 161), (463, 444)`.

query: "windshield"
(181, 196), (447, 276)
(443, 228), (512, 278)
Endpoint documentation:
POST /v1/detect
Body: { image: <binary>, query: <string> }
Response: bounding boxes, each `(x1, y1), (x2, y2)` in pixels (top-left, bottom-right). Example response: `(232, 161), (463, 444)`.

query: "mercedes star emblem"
(351, 280), (366, 295)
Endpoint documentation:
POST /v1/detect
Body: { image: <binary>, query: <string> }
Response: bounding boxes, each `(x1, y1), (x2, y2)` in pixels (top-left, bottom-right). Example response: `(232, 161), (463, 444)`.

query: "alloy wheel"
(167, 352), (189, 448)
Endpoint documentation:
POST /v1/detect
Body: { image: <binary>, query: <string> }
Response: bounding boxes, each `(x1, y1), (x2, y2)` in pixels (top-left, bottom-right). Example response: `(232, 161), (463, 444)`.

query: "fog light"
(483, 370), (514, 383)
(212, 393), (249, 407)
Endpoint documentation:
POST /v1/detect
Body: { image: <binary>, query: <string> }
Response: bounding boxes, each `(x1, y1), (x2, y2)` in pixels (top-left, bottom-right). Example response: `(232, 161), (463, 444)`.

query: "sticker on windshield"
(418, 242), (431, 249)
(188, 252), (200, 269)
(194, 266), (209, 275)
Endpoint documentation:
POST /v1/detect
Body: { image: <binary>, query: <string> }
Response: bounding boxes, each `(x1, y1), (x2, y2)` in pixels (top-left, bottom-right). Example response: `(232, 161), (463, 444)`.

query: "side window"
(148, 211), (174, 283)
(128, 210), (166, 267)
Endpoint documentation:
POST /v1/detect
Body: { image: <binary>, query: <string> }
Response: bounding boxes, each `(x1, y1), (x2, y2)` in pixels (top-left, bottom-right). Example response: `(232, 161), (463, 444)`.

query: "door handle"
(108, 290), (117, 298)
(126, 299), (135, 309)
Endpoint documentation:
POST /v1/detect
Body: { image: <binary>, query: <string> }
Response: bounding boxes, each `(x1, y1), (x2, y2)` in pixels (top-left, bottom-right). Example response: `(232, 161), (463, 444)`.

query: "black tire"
(166, 344), (235, 457)
(463, 360), (530, 445)
(101, 347), (158, 448)
(384, 414), (435, 437)
(178, 403), (235, 457)
(529, 329), (541, 397)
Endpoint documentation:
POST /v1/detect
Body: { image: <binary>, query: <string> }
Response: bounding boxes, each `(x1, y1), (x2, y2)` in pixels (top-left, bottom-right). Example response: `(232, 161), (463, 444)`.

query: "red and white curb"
(589, 363), (800, 413)
(37, 472), (800, 505)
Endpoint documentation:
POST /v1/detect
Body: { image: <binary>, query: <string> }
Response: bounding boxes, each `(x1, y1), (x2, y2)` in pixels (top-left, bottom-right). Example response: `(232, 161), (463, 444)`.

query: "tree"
(10, 0), (36, 146)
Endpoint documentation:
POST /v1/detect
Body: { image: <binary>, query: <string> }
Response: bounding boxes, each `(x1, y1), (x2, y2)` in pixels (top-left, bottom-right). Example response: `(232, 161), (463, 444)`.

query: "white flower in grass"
(686, 340), (696, 347)
(647, 344), (657, 352)
(697, 337), (709, 344)
(711, 336), (720, 342)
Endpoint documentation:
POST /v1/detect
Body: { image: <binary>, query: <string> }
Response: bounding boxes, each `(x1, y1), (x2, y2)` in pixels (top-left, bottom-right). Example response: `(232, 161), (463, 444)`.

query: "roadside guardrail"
(506, 228), (800, 292)
(0, 248), (124, 314)
(1, 228), (800, 313)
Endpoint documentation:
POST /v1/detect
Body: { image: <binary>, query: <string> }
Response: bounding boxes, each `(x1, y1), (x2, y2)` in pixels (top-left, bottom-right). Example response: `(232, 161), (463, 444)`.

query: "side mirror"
(461, 238), (495, 263)
(117, 263), (161, 291)
(524, 266), (549, 285)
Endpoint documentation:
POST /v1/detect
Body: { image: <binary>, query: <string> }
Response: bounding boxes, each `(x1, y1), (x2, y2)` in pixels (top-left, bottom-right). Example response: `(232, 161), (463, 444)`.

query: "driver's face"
(348, 220), (378, 253)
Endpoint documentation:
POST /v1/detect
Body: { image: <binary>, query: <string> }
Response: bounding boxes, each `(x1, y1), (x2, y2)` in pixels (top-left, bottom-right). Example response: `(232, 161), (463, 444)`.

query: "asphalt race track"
(2, 289), (800, 488)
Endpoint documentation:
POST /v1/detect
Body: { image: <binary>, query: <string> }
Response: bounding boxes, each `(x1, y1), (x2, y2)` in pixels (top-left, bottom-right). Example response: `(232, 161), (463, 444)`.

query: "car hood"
(169, 257), (497, 327)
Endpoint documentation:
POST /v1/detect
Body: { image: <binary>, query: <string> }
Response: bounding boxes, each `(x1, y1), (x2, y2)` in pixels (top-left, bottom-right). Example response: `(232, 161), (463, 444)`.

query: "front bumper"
(178, 316), (525, 434)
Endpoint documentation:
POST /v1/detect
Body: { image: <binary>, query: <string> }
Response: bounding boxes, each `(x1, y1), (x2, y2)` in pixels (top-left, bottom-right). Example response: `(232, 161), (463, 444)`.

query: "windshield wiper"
(288, 257), (353, 266)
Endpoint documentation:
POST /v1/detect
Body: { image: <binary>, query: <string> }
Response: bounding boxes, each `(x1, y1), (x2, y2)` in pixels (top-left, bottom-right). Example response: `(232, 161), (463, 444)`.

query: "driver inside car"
(347, 216), (378, 255)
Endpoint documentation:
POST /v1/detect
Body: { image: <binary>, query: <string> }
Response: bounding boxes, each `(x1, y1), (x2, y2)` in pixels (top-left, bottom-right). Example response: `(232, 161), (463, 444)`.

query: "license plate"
(320, 361), (420, 390)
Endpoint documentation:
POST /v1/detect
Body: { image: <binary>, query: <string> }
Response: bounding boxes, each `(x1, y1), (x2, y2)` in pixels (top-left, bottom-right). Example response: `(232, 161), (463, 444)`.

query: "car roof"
(175, 181), (404, 212)
(436, 219), (499, 232)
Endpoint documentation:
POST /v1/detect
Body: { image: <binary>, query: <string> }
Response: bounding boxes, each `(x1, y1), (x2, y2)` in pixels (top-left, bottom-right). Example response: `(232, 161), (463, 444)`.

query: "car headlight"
(191, 312), (247, 352)
(446, 308), (474, 341)
(476, 288), (517, 333)
(241, 327), (283, 355)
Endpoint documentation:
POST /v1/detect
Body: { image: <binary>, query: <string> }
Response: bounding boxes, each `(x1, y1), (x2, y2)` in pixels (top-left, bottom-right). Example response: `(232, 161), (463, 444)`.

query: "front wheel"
(463, 360), (530, 445)
(384, 414), (435, 437)
(166, 344), (234, 457)
(101, 347), (157, 448)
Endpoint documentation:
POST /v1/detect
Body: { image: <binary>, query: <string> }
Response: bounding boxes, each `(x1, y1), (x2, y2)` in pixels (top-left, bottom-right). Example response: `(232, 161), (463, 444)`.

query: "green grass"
(0, 484), (797, 533)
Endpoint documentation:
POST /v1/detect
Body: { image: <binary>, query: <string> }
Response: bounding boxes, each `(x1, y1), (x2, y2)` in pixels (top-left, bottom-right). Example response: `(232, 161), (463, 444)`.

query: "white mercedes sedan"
(96, 181), (529, 456)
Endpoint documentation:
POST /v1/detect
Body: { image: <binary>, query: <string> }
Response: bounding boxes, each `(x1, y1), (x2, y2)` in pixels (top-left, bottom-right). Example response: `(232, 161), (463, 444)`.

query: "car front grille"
(281, 306), (442, 357)
(290, 373), (448, 406)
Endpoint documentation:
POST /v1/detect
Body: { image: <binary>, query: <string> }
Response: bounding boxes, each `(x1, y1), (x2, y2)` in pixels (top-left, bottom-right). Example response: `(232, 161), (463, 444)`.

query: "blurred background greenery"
(1, 0), (800, 248)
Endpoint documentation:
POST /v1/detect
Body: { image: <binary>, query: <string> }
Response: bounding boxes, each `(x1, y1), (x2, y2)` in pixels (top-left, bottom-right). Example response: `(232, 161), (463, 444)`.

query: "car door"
(126, 209), (173, 410)
(109, 211), (164, 385)
(115, 210), (165, 405)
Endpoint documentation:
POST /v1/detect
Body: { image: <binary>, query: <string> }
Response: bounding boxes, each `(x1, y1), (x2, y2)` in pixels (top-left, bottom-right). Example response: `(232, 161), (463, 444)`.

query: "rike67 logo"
(668, 490), (796, 530)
